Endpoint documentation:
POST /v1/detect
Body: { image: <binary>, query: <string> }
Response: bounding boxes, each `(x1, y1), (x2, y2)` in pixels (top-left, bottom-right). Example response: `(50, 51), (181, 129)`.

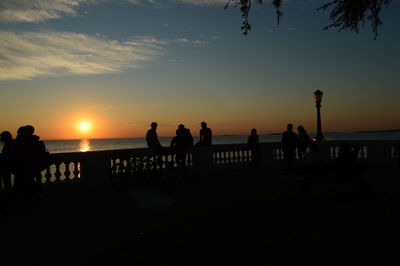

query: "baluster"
(359, 145), (365, 159)
(44, 166), (52, 184)
(54, 163), (62, 183)
(64, 161), (71, 182)
(73, 161), (80, 179)
(231, 150), (236, 164)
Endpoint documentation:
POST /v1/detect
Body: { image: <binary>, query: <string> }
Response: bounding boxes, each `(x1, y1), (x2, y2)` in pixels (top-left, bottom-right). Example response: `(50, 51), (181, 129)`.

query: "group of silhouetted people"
(281, 123), (312, 164)
(0, 125), (50, 214)
(146, 121), (213, 173)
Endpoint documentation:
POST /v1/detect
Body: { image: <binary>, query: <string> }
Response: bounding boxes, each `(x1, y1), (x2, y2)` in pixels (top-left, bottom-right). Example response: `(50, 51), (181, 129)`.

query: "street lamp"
(313, 89), (324, 143)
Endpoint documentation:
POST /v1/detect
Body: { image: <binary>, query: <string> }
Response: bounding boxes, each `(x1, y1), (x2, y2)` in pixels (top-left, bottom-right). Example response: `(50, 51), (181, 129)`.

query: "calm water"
(40, 132), (400, 154)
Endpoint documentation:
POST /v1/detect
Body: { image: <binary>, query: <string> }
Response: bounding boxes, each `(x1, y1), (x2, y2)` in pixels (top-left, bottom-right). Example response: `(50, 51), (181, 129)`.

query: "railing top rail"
(48, 140), (400, 156)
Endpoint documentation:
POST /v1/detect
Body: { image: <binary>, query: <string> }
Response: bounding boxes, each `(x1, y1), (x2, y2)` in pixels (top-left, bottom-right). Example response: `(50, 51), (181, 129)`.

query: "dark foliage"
(225, 0), (393, 39)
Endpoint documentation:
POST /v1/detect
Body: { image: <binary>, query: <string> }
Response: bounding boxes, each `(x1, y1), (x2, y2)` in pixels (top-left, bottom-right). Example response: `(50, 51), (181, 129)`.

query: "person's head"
(0, 131), (13, 143)
(17, 126), (28, 139)
(287, 123), (293, 131)
(201, 121), (207, 128)
(151, 122), (158, 129)
(176, 124), (185, 136)
(25, 125), (35, 136)
(251, 128), (257, 135)
(297, 125), (304, 132)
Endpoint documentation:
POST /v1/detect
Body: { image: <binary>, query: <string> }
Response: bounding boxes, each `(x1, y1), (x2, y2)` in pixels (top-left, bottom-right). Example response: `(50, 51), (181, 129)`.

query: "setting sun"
(79, 122), (90, 132)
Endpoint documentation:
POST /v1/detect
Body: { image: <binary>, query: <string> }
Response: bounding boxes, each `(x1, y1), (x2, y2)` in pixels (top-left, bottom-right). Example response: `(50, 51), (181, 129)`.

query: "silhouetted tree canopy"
(225, 0), (393, 39)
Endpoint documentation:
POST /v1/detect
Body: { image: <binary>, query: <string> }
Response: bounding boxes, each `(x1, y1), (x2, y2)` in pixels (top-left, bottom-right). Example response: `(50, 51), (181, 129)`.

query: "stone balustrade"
(37, 140), (399, 191)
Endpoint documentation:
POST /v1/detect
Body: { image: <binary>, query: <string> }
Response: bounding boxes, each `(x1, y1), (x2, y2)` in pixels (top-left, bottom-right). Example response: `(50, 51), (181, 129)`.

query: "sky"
(0, 0), (399, 140)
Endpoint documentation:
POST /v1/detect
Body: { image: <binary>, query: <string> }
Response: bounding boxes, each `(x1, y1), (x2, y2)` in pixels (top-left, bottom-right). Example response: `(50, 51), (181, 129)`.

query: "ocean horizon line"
(40, 129), (400, 141)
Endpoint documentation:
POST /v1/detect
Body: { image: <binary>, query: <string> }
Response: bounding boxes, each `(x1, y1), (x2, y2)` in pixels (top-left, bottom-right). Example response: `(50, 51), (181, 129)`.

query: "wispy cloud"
(0, 31), (164, 80)
(0, 0), (90, 23)
(172, 0), (227, 5)
(0, 0), (228, 23)
(0, 31), (210, 80)
(175, 38), (209, 46)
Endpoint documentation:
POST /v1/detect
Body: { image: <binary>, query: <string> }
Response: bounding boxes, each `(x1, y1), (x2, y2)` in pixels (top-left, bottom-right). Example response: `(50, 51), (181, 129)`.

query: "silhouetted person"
(247, 128), (260, 168)
(197, 121), (212, 145)
(25, 125), (50, 197)
(297, 125), (311, 160)
(281, 123), (298, 164)
(1, 131), (14, 213)
(171, 124), (193, 173)
(146, 122), (162, 149)
(13, 126), (35, 208)
(12, 125), (49, 207)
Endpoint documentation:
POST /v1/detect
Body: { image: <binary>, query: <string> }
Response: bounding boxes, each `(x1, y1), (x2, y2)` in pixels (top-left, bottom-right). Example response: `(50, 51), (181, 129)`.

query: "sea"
(37, 131), (400, 154)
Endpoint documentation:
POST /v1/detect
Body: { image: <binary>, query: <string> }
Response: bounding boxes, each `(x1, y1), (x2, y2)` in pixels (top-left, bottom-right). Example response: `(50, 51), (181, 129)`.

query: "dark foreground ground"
(1, 167), (400, 266)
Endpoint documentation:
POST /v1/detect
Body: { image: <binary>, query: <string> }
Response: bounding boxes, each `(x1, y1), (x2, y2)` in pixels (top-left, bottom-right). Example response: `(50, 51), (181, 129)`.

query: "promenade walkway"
(1, 167), (400, 266)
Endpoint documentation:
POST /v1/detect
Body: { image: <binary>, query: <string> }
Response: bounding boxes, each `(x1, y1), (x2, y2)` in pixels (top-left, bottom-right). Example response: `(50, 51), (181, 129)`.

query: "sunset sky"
(1, 0), (399, 140)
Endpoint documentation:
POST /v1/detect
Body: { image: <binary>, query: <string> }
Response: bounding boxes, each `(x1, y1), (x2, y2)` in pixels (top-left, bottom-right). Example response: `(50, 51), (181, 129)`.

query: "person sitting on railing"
(146, 122), (162, 150)
(171, 124), (193, 174)
(196, 121), (212, 145)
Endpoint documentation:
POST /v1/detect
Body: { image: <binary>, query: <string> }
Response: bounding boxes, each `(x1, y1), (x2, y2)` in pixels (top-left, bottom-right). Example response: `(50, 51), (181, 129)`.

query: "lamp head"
(313, 90), (323, 103)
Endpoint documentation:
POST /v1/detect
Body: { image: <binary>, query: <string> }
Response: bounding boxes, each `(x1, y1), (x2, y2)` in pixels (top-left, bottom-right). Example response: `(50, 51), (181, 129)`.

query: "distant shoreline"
(353, 129), (400, 134)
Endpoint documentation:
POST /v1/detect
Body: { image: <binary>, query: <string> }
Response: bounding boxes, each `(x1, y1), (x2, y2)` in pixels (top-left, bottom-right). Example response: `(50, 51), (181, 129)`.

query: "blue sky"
(0, 0), (399, 139)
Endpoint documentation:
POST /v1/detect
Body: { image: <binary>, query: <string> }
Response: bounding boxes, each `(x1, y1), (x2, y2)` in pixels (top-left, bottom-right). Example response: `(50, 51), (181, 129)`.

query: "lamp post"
(313, 90), (324, 143)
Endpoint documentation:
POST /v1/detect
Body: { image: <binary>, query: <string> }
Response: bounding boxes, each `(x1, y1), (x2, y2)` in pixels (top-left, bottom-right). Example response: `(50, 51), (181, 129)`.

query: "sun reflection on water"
(79, 139), (91, 152)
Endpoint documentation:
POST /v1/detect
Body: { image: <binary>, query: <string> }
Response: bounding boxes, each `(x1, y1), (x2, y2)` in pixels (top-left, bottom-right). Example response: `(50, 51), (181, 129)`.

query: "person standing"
(198, 121), (212, 145)
(297, 125), (311, 160)
(1, 131), (14, 213)
(281, 123), (298, 164)
(247, 128), (260, 168)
